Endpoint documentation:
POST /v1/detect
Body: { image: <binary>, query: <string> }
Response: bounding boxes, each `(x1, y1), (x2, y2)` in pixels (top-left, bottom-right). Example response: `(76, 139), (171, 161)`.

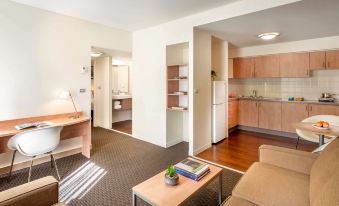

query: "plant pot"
(164, 173), (179, 186)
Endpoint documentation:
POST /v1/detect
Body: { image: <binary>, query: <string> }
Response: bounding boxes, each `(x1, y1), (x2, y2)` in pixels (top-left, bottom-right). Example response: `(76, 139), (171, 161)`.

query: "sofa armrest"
(0, 176), (60, 206)
(259, 145), (318, 175)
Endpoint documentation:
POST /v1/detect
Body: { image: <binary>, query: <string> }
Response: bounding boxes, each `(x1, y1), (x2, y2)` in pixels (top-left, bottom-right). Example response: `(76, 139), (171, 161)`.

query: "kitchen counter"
(238, 97), (339, 106)
(228, 97), (238, 102)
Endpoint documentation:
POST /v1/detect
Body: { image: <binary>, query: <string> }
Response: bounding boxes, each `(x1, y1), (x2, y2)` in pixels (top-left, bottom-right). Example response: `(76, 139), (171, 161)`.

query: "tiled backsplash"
(228, 70), (339, 100)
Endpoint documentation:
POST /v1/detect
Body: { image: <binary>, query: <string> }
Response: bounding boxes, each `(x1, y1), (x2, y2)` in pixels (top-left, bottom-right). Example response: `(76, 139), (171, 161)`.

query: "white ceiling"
(12, 0), (239, 31)
(199, 0), (339, 48)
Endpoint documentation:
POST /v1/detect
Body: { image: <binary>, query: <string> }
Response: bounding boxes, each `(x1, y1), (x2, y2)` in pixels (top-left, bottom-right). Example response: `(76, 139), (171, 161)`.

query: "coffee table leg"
(132, 191), (136, 206)
(319, 134), (325, 146)
(219, 173), (223, 205)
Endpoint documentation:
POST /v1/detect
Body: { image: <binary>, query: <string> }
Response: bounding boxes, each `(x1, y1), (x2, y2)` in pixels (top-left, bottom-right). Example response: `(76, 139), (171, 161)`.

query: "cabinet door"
(310, 51), (326, 71)
(254, 55), (280, 77)
(281, 103), (309, 133)
(326, 50), (339, 69)
(228, 100), (239, 128)
(233, 57), (254, 78)
(308, 104), (337, 116)
(258, 101), (282, 131)
(279, 52), (310, 77)
(238, 100), (258, 127)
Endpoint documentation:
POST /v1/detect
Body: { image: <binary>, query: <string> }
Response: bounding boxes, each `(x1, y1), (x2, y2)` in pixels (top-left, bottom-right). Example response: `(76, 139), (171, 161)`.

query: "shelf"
(167, 107), (188, 112)
(168, 77), (188, 81)
(168, 93), (187, 96)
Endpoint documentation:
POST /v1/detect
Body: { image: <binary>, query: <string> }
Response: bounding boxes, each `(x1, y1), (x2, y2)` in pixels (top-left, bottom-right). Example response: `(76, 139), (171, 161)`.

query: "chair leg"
(296, 136), (300, 149)
(7, 150), (17, 182)
(51, 154), (61, 181)
(50, 154), (54, 168)
(28, 157), (35, 182)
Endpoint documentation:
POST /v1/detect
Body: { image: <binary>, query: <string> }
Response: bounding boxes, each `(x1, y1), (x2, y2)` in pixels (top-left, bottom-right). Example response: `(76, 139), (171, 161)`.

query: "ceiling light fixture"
(258, 32), (280, 40)
(91, 52), (103, 57)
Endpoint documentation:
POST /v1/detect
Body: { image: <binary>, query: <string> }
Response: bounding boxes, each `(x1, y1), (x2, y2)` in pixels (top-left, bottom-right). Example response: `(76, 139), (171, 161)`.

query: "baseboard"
(166, 138), (183, 148)
(237, 125), (298, 139)
(193, 143), (211, 155)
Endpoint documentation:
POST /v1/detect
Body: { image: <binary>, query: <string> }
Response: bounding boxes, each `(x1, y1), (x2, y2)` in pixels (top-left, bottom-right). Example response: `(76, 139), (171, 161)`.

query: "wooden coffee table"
(132, 161), (223, 206)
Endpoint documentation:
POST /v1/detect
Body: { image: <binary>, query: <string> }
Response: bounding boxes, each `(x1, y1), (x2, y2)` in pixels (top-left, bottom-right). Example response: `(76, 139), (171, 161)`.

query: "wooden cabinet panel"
(310, 51), (326, 71)
(254, 55), (280, 77)
(279, 52), (310, 77)
(258, 101), (282, 131)
(308, 104), (337, 116)
(326, 50), (339, 69)
(121, 98), (132, 110)
(238, 100), (258, 127)
(233, 57), (254, 78)
(228, 100), (239, 129)
(281, 103), (309, 133)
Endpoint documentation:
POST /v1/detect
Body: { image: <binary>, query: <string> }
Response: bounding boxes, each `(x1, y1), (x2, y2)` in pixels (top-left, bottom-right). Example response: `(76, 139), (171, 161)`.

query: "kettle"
(321, 92), (334, 98)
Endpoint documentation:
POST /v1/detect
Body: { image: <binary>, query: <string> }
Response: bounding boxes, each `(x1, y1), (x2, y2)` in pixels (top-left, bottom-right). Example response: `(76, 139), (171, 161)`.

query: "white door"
(212, 103), (226, 143)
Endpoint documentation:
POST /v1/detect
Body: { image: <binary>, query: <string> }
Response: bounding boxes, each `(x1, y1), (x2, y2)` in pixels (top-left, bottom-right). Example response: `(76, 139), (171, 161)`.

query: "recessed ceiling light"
(91, 52), (103, 57)
(258, 32), (280, 40)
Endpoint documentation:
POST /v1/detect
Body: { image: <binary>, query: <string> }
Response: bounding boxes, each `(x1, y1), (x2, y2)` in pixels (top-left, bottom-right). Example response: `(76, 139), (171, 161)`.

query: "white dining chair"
(7, 126), (63, 182)
(296, 115), (339, 148)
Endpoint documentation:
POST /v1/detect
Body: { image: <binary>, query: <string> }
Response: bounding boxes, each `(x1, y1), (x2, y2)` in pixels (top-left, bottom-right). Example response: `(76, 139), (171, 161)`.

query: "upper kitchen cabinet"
(326, 50), (339, 69)
(233, 57), (254, 78)
(279, 52), (310, 77)
(310, 51), (326, 71)
(254, 55), (280, 77)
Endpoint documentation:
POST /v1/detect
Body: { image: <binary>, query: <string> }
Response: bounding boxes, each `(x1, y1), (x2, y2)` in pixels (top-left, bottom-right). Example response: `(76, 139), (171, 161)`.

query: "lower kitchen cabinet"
(308, 104), (337, 116)
(228, 100), (239, 129)
(258, 101), (282, 131)
(281, 103), (309, 133)
(239, 100), (258, 127)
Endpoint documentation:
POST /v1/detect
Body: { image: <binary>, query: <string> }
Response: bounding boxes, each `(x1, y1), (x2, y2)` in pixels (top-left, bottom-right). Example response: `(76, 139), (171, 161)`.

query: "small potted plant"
(165, 165), (179, 186)
(211, 70), (217, 81)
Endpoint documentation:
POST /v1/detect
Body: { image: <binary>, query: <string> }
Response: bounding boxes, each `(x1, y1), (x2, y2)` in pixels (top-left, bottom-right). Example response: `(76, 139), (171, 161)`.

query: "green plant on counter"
(167, 165), (177, 178)
(211, 70), (217, 81)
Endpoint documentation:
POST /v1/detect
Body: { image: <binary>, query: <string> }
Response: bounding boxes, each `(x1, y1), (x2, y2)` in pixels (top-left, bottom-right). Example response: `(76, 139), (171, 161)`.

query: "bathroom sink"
(112, 94), (132, 99)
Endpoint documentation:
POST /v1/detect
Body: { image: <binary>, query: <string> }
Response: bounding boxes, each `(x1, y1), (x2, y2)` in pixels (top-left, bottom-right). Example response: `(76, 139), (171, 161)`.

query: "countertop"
(236, 97), (339, 106)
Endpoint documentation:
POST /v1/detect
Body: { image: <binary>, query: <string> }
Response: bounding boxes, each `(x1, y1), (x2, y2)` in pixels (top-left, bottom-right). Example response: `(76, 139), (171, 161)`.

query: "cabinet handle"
(323, 62), (326, 68)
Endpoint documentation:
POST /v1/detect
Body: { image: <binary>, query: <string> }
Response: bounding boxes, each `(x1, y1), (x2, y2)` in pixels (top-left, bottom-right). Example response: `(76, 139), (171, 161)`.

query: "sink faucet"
(252, 90), (257, 98)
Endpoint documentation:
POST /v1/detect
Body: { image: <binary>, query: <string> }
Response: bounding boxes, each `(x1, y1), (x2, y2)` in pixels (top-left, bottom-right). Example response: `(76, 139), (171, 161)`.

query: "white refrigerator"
(212, 81), (226, 143)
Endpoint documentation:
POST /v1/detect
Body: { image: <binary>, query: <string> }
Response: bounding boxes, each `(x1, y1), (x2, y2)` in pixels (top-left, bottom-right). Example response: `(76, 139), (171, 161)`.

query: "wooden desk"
(0, 112), (91, 158)
(132, 160), (223, 206)
(293, 122), (339, 146)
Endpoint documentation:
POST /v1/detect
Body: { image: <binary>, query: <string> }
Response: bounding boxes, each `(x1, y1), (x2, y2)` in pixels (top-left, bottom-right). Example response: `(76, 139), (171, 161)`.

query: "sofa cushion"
(222, 196), (257, 206)
(310, 138), (339, 206)
(233, 162), (310, 206)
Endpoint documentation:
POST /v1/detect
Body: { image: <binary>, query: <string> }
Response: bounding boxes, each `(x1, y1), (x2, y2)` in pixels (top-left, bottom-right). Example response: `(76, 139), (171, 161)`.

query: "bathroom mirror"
(112, 65), (129, 93)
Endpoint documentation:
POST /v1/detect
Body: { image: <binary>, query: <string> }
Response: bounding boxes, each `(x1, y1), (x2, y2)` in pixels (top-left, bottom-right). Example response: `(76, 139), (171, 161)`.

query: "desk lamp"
(59, 91), (80, 119)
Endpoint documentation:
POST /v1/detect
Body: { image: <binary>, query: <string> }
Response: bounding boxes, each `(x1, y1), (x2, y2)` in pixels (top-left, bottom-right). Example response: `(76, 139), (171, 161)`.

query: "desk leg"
(319, 134), (325, 146)
(132, 191), (136, 206)
(82, 121), (91, 158)
(219, 173), (223, 205)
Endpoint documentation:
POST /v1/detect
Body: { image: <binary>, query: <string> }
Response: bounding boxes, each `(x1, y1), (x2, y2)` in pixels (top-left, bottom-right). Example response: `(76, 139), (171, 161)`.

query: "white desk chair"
(7, 126), (63, 182)
(296, 115), (339, 148)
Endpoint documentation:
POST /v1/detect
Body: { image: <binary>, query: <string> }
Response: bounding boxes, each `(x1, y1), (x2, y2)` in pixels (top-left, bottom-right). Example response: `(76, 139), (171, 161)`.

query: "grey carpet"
(0, 127), (242, 205)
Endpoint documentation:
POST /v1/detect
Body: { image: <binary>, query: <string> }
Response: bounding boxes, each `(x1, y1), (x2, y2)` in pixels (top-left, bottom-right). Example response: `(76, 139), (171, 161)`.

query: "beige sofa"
(0, 176), (66, 206)
(223, 138), (339, 206)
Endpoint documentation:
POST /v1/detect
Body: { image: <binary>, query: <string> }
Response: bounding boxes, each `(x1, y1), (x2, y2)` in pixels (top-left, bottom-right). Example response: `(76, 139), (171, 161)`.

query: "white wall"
(132, 0), (300, 153)
(93, 56), (112, 128)
(0, 0), (131, 121)
(192, 29), (212, 154)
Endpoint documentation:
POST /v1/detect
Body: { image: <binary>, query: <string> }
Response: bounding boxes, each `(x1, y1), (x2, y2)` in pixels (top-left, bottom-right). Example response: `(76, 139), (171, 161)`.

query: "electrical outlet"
(80, 88), (86, 93)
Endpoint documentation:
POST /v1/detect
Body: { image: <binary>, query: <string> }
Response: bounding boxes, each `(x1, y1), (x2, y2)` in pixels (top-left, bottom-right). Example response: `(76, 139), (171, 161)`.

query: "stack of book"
(174, 158), (210, 181)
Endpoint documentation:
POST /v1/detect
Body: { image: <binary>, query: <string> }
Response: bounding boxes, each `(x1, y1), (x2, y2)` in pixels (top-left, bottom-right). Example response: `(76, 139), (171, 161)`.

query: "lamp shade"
(59, 91), (71, 100)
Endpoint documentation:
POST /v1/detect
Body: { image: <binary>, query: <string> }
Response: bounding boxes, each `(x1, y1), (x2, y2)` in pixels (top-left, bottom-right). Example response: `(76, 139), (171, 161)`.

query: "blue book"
(175, 168), (210, 181)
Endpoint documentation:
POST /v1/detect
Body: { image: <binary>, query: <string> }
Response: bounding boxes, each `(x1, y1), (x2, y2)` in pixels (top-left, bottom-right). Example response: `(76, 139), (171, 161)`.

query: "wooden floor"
(111, 120), (132, 135)
(196, 130), (318, 172)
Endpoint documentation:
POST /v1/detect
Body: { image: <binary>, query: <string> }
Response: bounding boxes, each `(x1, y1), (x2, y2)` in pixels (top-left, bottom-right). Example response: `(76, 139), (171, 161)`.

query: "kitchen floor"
(111, 120), (132, 135)
(196, 130), (318, 172)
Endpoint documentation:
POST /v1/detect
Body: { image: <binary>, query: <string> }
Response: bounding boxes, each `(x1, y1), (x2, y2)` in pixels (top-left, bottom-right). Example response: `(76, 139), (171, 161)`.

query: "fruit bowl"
(312, 121), (330, 130)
